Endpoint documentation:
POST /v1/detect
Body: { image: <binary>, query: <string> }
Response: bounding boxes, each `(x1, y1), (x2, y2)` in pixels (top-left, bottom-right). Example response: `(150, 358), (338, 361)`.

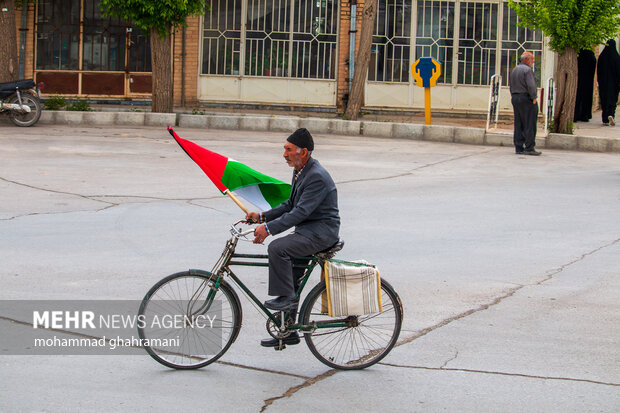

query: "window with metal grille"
(292, 0), (338, 79)
(414, 0), (454, 84)
(202, 0), (337, 79)
(125, 29), (151, 73)
(36, 1), (80, 70)
(370, 0), (412, 82)
(457, 2), (498, 85)
(501, 3), (543, 85)
(82, 0), (127, 71)
(35, 0), (150, 72)
(246, 0), (291, 76)
(202, 0), (242, 75)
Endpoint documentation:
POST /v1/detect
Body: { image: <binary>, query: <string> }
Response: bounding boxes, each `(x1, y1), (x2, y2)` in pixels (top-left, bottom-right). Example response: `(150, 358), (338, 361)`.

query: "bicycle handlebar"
(230, 220), (256, 240)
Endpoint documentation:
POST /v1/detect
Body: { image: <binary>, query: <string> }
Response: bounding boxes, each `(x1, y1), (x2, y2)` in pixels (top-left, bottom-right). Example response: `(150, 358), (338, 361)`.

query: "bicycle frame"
(226, 253), (317, 327)
(191, 224), (351, 332)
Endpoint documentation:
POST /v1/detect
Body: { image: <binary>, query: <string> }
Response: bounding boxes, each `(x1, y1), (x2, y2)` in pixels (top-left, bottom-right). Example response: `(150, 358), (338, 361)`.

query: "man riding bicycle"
(246, 128), (340, 347)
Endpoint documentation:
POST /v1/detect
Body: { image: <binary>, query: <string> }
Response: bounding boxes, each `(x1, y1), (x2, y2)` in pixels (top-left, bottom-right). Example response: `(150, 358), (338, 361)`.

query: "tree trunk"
(343, 0), (377, 120)
(150, 27), (174, 113)
(553, 48), (578, 134)
(0, 0), (19, 83)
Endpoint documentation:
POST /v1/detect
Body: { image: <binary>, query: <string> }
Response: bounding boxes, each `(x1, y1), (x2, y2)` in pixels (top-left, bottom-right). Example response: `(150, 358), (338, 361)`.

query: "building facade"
(16, 0), (553, 113)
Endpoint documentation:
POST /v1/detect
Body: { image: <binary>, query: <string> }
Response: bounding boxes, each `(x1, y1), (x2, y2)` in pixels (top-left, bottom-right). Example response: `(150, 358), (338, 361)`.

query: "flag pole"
(226, 190), (249, 215)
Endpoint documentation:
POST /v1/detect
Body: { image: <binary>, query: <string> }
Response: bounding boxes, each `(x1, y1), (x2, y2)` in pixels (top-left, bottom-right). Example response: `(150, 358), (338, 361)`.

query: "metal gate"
(199, 0), (338, 105)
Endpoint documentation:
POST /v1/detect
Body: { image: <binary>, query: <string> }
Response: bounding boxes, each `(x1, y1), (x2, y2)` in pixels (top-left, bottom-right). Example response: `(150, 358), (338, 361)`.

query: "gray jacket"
(510, 62), (538, 101)
(264, 158), (340, 244)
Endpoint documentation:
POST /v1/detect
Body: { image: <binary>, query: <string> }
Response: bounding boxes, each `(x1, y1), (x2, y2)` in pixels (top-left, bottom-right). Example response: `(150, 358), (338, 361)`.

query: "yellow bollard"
(424, 87), (431, 125)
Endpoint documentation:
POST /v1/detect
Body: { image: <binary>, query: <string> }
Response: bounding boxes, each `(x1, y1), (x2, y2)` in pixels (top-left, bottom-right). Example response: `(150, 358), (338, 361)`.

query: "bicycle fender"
(188, 268), (215, 278)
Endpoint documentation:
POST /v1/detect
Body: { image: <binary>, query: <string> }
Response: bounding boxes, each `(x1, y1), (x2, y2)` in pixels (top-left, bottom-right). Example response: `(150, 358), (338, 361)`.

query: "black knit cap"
(286, 128), (314, 151)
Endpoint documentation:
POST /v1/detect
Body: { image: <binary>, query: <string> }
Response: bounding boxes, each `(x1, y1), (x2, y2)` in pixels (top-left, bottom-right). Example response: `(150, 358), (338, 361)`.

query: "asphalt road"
(1, 125), (619, 412)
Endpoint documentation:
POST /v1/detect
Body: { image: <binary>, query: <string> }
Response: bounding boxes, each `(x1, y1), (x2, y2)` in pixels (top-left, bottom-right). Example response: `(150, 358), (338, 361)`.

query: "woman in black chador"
(597, 39), (620, 125)
(574, 49), (596, 122)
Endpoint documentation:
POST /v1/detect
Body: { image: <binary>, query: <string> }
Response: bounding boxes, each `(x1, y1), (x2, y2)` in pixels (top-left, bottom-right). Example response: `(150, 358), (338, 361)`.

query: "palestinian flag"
(168, 127), (291, 211)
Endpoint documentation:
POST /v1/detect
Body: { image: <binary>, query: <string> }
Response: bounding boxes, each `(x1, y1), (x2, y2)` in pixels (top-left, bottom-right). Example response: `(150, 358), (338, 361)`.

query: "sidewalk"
(573, 111), (620, 139)
(30, 106), (620, 153)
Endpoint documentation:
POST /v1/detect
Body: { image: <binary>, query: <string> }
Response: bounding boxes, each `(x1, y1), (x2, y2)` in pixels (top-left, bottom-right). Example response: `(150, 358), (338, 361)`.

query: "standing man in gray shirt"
(510, 51), (541, 155)
(246, 128), (340, 347)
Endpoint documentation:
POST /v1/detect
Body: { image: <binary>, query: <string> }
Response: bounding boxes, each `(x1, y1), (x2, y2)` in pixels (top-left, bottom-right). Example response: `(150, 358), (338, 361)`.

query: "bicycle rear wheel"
(300, 279), (402, 370)
(138, 271), (242, 369)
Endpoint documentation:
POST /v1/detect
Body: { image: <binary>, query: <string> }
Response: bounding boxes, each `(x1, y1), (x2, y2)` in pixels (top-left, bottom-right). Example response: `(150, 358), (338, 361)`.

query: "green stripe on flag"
(221, 160), (291, 208)
(257, 182), (291, 208)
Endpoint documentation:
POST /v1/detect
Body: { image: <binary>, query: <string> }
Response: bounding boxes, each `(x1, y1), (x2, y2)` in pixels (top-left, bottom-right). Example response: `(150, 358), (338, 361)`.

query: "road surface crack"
(0, 176), (228, 218)
(260, 369), (339, 412)
(379, 363), (620, 387)
(396, 285), (522, 347)
(0, 176), (116, 206)
(538, 237), (620, 284)
(439, 349), (459, 369)
(337, 149), (497, 185)
(1, 204), (118, 221)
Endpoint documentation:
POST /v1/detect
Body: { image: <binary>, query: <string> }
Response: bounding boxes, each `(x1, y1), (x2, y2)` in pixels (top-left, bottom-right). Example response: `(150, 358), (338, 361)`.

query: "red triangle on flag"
(168, 127), (229, 193)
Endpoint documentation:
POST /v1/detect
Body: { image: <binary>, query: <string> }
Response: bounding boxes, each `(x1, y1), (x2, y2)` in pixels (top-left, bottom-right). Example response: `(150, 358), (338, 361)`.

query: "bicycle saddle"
(317, 239), (344, 256)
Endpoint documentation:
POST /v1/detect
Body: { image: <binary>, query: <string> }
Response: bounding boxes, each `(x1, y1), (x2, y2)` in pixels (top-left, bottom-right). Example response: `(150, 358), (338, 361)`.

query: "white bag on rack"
(322, 259), (382, 317)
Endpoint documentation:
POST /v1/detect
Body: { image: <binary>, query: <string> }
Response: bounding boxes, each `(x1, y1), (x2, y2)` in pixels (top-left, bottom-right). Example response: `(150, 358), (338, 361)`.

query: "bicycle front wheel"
(138, 271), (242, 369)
(300, 279), (402, 370)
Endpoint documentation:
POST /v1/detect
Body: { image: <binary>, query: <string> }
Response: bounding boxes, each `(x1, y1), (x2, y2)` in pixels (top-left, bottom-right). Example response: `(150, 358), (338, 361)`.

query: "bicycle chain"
(265, 310), (296, 339)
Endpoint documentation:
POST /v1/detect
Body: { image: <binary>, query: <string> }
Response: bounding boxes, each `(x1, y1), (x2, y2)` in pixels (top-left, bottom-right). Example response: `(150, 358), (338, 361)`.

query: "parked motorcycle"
(0, 79), (43, 127)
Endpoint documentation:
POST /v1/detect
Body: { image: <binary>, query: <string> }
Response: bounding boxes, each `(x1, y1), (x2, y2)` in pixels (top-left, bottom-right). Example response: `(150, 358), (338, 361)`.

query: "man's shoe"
(524, 149), (541, 156)
(515, 150), (524, 154)
(609, 116), (616, 126)
(264, 295), (298, 311)
(260, 332), (301, 347)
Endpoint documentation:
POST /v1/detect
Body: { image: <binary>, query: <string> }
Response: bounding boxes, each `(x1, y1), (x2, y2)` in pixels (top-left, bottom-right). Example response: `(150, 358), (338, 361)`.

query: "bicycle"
(137, 220), (403, 370)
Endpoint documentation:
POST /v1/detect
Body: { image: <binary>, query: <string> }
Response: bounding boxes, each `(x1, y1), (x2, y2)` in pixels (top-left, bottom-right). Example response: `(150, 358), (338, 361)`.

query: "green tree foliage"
(100, 0), (208, 37)
(508, 0), (620, 53)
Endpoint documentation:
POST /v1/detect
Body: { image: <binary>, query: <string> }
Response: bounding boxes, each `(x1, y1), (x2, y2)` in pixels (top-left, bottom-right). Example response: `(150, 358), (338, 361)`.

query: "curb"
(37, 111), (620, 153)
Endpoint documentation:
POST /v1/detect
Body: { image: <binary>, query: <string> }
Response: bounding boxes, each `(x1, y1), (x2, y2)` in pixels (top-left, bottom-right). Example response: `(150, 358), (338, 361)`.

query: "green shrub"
(66, 99), (92, 112)
(43, 94), (67, 110)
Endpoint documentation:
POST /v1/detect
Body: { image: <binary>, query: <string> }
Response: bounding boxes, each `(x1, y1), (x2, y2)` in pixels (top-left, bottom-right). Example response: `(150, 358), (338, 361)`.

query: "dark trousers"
(600, 88), (619, 123)
(511, 94), (538, 151)
(267, 233), (332, 296)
